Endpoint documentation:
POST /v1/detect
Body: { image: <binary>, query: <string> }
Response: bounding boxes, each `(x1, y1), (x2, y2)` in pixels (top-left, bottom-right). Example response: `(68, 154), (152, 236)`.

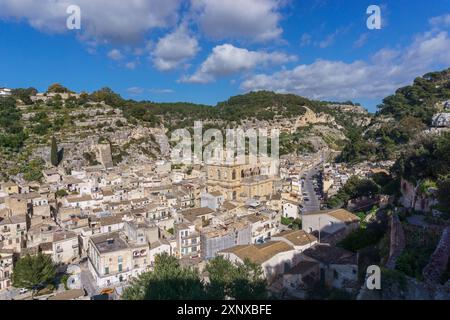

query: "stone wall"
(385, 213), (406, 269)
(423, 227), (450, 283)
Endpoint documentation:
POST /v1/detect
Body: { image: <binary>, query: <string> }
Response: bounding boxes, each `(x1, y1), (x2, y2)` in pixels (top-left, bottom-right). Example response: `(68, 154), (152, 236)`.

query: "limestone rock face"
(96, 143), (113, 168)
(432, 113), (450, 127)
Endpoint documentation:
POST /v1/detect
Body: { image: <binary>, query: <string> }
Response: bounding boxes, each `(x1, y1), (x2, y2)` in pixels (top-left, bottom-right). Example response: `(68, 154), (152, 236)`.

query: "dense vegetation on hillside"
(0, 97), (27, 151)
(378, 69), (450, 124)
(392, 132), (450, 212)
(338, 68), (450, 163)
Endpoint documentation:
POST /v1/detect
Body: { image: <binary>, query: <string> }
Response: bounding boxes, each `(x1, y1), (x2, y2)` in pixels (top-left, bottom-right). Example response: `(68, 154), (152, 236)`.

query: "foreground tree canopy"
(122, 254), (268, 300)
(12, 253), (56, 291)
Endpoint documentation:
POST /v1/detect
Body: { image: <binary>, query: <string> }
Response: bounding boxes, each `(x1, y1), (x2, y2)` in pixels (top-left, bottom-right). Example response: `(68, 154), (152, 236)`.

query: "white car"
(19, 288), (29, 294)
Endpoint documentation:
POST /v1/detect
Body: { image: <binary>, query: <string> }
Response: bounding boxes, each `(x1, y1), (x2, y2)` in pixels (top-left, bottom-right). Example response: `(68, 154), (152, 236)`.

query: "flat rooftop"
(91, 232), (128, 254)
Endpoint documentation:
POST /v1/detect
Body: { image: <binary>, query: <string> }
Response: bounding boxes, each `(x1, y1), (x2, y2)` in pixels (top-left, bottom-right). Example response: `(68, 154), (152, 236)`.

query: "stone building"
(206, 158), (277, 201)
(201, 219), (251, 260)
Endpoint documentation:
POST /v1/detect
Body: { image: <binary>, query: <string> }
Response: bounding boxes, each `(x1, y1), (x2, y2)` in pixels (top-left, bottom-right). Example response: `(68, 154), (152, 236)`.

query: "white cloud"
(181, 44), (297, 83)
(300, 33), (312, 47)
(152, 25), (200, 71)
(125, 61), (138, 70)
(107, 49), (123, 60)
(191, 0), (283, 42)
(126, 87), (145, 95)
(241, 29), (450, 100)
(353, 33), (369, 48)
(0, 0), (181, 43)
(126, 87), (174, 95)
(316, 26), (350, 49)
(149, 88), (174, 94)
(429, 14), (450, 28)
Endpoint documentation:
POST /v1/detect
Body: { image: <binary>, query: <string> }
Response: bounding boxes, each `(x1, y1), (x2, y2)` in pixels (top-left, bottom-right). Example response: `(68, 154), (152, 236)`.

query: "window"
(334, 270), (339, 279)
(118, 264), (122, 272)
(108, 226), (112, 232)
(104, 267), (109, 275)
(232, 170), (236, 180)
(118, 256), (123, 263)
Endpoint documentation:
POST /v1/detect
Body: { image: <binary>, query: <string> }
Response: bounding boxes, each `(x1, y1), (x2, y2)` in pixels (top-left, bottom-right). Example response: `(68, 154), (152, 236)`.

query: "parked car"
(19, 288), (28, 294)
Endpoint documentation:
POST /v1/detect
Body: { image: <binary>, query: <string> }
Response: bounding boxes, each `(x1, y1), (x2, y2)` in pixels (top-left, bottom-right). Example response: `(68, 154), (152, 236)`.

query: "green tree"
(50, 136), (59, 166)
(12, 253), (56, 295)
(205, 256), (238, 299)
(55, 189), (68, 198)
(436, 174), (450, 211)
(232, 259), (268, 300)
(47, 83), (71, 94)
(21, 159), (44, 182)
(122, 254), (205, 300)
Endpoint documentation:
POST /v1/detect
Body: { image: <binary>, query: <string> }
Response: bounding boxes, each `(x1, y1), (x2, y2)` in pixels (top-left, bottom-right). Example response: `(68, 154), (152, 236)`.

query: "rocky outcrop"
(385, 213), (406, 269)
(423, 227), (450, 283)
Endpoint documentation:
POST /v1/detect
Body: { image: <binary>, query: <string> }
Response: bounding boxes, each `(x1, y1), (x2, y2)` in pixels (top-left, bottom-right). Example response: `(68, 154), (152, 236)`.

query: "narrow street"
(80, 261), (98, 298)
(301, 167), (321, 213)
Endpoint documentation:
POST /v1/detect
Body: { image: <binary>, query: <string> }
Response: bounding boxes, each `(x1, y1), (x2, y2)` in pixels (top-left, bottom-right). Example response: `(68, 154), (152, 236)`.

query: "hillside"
(0, 86), (373, 181)
(338, 68), (450, 164)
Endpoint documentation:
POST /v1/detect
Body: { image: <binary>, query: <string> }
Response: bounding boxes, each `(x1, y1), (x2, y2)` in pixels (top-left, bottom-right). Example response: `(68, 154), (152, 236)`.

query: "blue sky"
(0, 0), (449, 111)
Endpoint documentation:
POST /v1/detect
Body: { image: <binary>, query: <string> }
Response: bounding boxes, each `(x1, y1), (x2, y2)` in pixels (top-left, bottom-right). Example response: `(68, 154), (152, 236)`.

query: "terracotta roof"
(48, 289), (86, 300)
(274, 229), (317, 246)
(302, 244), (357, 265)
(221, 201), (237, 211)
(327, 209), (360, 223)
(285, 260), (319, 275)
(182, 207), (214, 217)
(53, 231), (77, 242)
(304, 208), (359, 223)
(99, 215), (123, 226)
(221, 241), (293, 264)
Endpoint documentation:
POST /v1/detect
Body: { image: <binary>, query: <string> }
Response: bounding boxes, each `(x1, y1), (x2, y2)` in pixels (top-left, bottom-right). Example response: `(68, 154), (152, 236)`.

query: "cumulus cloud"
(181, 44), (297, 83)
(191, 0), (283, 42)
(107, 49), (123, 61)
(152, 25), (200, 71)
(241, 29), (450, 100)
(429, 14), (450, 28)
(0, 0), (181, 43)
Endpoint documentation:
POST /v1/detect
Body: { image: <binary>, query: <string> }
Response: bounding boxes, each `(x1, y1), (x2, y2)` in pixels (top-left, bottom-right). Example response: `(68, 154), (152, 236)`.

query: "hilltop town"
(0, 69), (449, 300)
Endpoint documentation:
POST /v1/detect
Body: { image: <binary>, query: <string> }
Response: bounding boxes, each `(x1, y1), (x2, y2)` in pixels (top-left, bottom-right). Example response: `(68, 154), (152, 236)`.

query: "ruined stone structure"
(385, 213), (406, 269)
(423, 227), (450, 283)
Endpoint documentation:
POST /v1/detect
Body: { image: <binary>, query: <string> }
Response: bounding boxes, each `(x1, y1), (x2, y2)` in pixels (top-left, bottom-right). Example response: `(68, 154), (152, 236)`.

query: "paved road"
(301, 167), (321, 213)
(80, 262), (98, 297)
(0, 288), (20, 300)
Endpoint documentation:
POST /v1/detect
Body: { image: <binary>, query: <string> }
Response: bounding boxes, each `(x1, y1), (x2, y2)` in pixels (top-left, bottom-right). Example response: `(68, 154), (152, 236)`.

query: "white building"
(87, 232), (150, 288)
(302, 209), (360, 236)
(0, 88), (12, 97)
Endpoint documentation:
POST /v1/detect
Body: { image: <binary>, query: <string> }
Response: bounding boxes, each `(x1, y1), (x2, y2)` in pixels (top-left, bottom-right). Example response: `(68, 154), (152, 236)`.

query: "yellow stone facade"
(206, 159), (277, 201)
